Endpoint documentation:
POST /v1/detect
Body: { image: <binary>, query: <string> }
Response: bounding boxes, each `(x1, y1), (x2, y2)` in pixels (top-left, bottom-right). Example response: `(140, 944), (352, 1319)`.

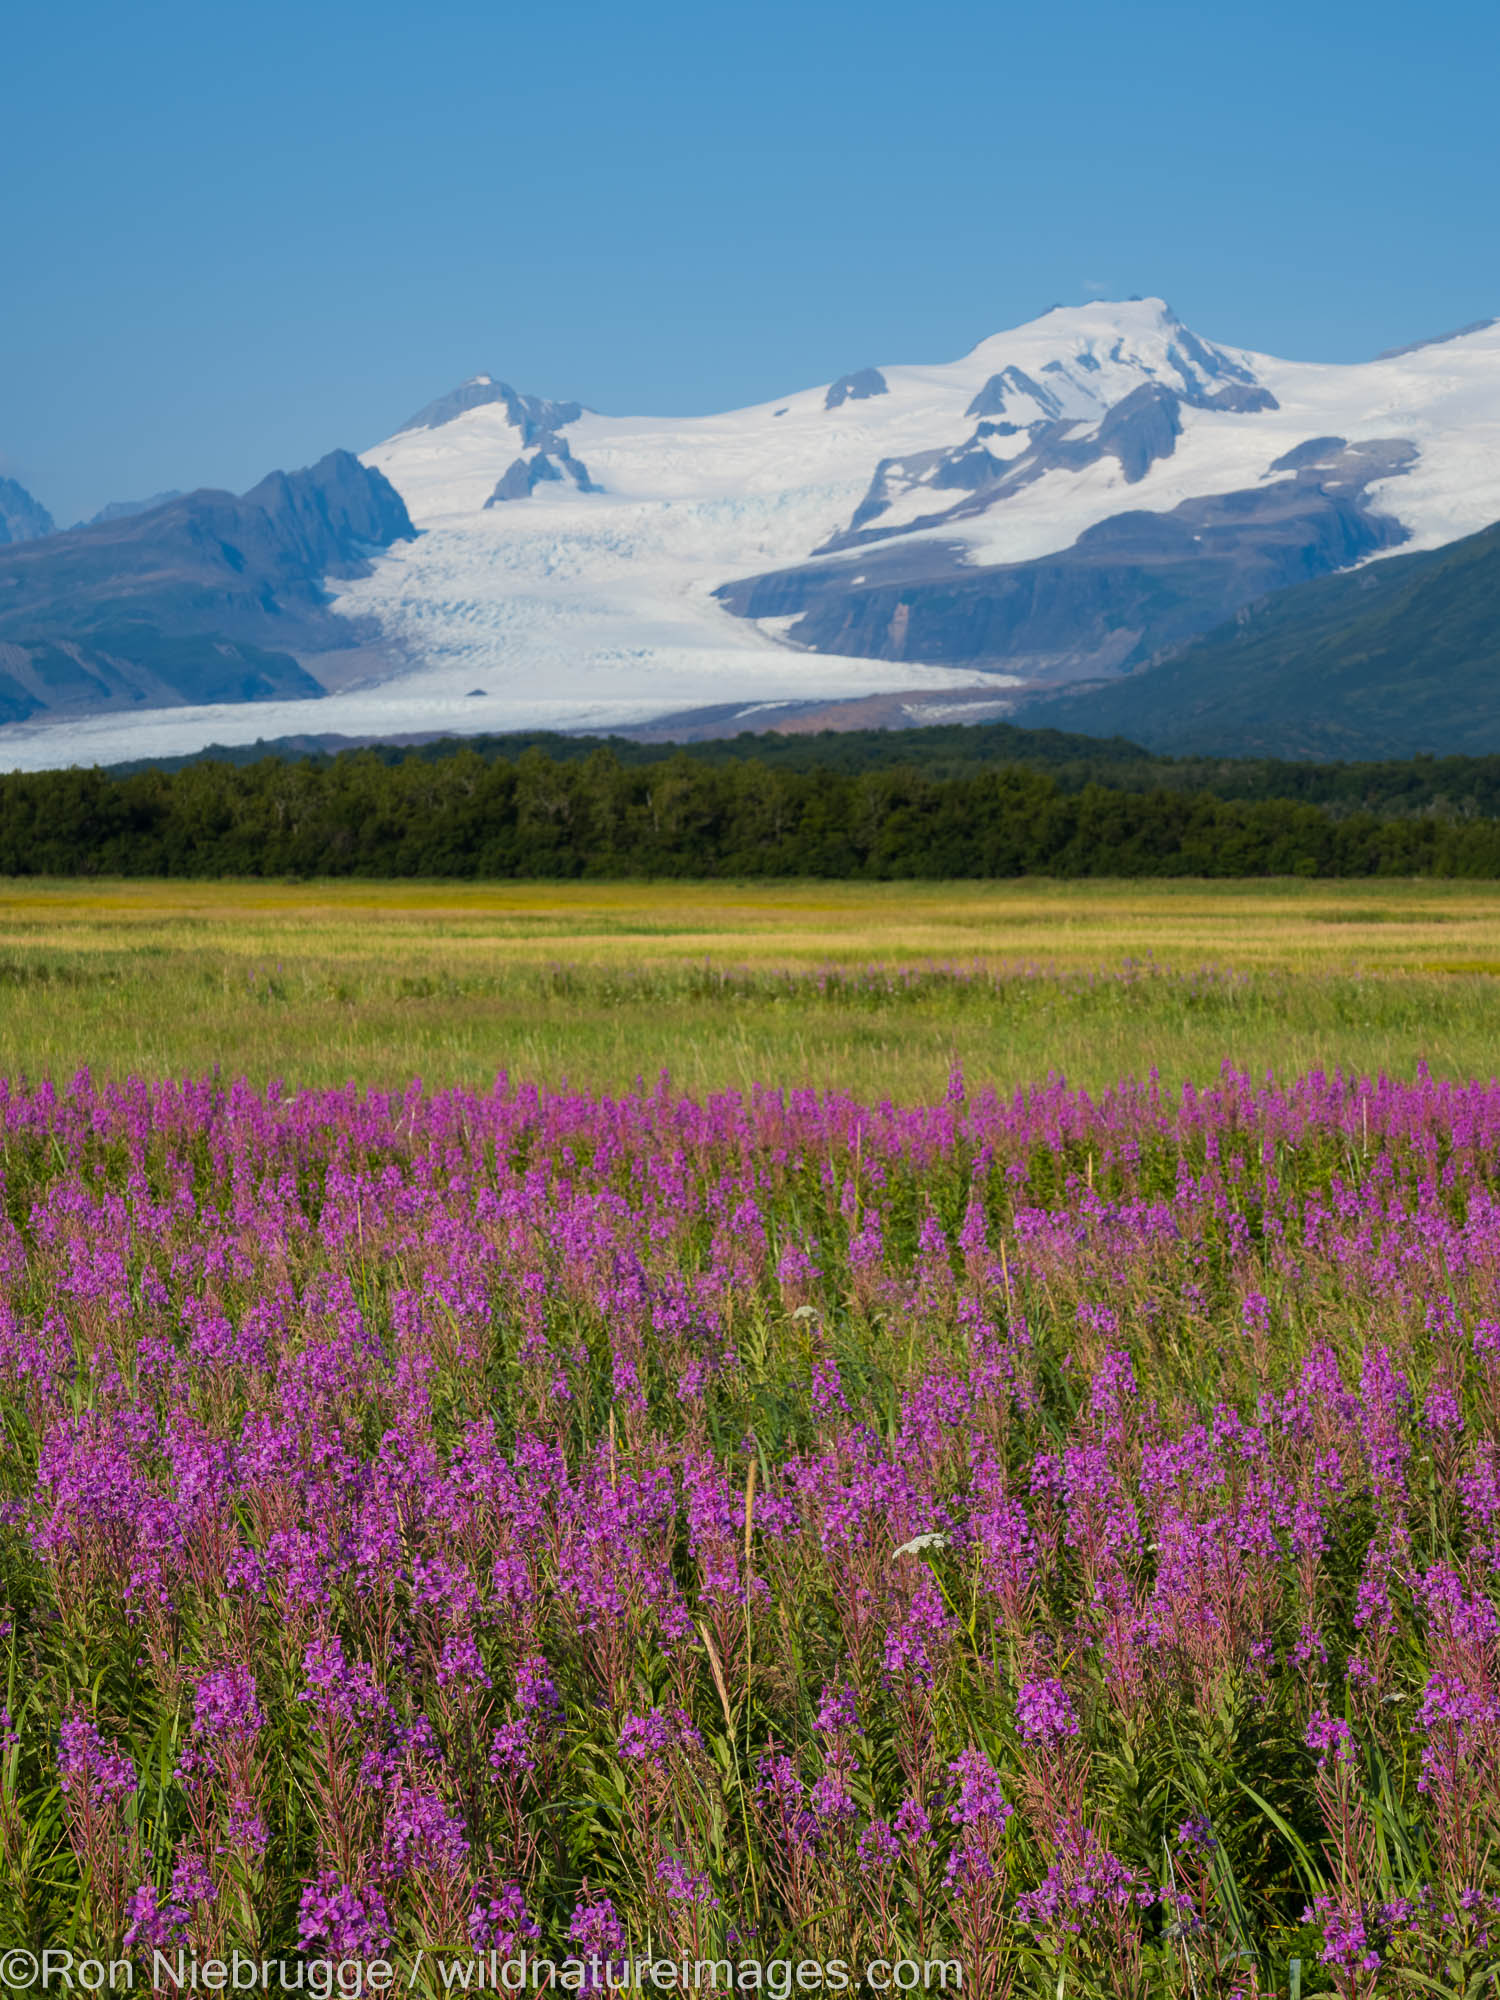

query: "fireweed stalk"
(0, 1063), (1495, 1992)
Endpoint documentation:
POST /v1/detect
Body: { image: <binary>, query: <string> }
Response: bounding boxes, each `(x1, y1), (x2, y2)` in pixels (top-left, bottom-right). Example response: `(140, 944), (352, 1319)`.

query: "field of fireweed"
(0, 1066), (1498, 1997)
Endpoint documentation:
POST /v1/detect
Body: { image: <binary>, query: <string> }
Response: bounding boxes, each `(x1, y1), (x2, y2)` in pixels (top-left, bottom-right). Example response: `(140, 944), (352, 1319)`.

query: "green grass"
(4, 876), (1500, 1094)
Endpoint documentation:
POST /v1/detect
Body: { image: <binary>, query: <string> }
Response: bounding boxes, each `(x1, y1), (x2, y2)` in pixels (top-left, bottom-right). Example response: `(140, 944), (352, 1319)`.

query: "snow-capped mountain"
(3, 296), (1500, 767)
(337, 297), (1500, 734)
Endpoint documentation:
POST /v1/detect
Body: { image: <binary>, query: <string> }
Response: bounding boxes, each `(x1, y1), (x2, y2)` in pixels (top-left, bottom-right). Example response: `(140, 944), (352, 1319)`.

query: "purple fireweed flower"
(489, 1720), (536, 1777)
(468, 1886), (541, 1954)
(881, 1572), (954, 1687)
(813, 1681), (861, 1736)
(757, 1750), (803, 1811)
(1307, 1711), (1358, 1770)
(616, 1707), (702, 1766)
(945, 1834), (998, 1896)
(857, 1819), (901, 1872)
(948, 1749), (1012, 1829)
(57, 1714), (135, 1807)
(809, 1357), (849, 1416)
(569, 1895), (628, 1956)
(756, 1749), (822, 1852)
(298, 1635), (390, 1726)
(958, 1193), (988, 1263)
(1292, 1623), (1329, 1669)
(515, 1654), (562, 1721)
(776, 1245), (821, 1298)
(1240, 1292), (1270, 1338)
(809, 1749), (859, 1824)
(1418, 1673), (1497, 1731)
(656, 1855), (718, 1906)
(1303, 1895), (1382, 1977)
(435, 1630), (492, 1692)
(385, 1790), (470, 1876)
(1015, 1677), (1080, 1746)
(169, 1849), (217, 1909)
(222, 1796), (268, 1860)
(1416, 1672), (1499, 1794)
(1016, 1819), (1151, 1934)
(191, 1665), (264, 1744)
(297, 1872), (393, 1956)
(1423, 1381), (1464, 1436)
(123, 1884), (187, 1952)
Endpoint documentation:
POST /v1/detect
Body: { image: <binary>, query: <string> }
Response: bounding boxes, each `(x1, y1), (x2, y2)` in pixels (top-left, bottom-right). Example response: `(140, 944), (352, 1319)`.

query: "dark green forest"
(11, 729), (1500, 876)
(114, 717), (1500, 810)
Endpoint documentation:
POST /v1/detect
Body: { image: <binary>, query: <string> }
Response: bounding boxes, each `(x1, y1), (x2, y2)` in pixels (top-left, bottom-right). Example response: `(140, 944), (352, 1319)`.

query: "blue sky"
(4, 0), (1496, 524)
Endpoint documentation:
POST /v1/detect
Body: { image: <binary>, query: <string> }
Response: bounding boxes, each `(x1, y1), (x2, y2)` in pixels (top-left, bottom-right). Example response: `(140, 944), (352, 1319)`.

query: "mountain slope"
(333, 297), (1500, 736)
(5, 295), (1500, 766)
(78, 491), (184, 528)
(0, 451), (414, 724)
(715, 438), (1411, 679)
(1012, 519), (1500, 758)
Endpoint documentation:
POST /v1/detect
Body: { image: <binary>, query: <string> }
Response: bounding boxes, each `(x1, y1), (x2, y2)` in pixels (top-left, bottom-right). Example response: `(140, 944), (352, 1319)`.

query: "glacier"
(2, 296), (1498, 770)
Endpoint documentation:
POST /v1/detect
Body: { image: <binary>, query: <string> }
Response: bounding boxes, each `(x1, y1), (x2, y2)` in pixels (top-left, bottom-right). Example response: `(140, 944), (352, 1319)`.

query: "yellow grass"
(3, 877), (1500, 1096)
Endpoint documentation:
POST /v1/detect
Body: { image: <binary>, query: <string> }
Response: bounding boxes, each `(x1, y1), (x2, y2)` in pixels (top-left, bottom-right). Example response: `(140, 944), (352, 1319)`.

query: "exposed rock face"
(1270, 437), (1347, 472)
(824, 372), (1283, 557)
(398, 374), (587, 443)
(0, 450), (413, 638)
(965, 366), (1064, 421)
(825, 368), (888, 410)
(485, 439), (598, 504)
(398, 372), (604, 503)
(237, 451), (416, 582)
(718, 442), (1416, 688)
(1094, 382), (1183, 483)
(0, 477), (54, 545)
(0, 450), (414, 719)
(1199, 383), (1279, 413)
(1162, 317), (1261, 387)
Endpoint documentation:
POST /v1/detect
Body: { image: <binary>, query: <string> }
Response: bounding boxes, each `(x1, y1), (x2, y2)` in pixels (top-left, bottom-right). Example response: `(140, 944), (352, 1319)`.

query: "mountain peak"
(396, 376), (521, 434)
(396, 375), (588, 439)
(0, 475), (55, 546)
(963, 295), (1193, 360)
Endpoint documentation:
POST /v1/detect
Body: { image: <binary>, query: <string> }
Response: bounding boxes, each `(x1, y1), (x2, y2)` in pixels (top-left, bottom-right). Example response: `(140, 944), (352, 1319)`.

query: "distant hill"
(1017, 519), (1500, 758)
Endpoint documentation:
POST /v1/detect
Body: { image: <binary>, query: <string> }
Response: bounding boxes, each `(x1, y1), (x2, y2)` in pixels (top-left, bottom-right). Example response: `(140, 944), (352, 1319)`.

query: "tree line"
(114, 721), (1500, 817)
(6, 744), (1500, 878)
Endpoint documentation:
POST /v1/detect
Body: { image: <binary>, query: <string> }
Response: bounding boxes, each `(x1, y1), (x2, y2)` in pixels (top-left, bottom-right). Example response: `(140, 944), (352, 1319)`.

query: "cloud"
(1082, 277), (1112, 298)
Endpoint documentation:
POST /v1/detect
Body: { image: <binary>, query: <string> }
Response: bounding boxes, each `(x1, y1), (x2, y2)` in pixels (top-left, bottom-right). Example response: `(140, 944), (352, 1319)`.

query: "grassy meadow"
(4, 875), (1500, 1094)
(5, 877), (1500, 1989)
